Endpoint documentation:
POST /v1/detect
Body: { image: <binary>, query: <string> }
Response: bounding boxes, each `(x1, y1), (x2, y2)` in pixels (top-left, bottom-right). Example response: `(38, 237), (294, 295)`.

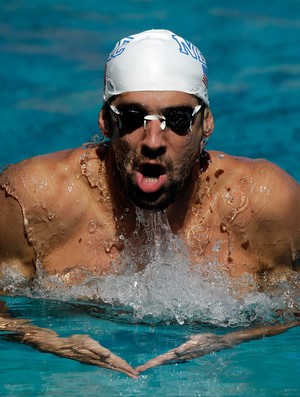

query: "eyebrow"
(115, 103), (196, 113)
(116, 103), (148, 112)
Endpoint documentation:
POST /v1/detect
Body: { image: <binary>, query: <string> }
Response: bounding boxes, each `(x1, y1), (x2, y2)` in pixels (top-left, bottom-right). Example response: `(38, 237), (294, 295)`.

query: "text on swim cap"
(107, 36), (135, 61)
(171, 34), (208, 82)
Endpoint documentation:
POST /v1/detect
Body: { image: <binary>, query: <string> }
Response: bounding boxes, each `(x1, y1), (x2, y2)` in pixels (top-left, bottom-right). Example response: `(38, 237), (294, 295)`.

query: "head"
(98, 29), (214, 210)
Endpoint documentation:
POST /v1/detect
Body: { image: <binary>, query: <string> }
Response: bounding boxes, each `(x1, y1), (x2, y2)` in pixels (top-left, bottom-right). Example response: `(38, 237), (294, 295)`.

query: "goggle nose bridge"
(143, 114), (166, 131)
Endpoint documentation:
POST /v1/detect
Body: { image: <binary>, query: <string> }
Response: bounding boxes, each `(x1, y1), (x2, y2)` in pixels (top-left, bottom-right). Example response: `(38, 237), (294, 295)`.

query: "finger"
(70, 335), (112, 359)
(66, 335), (139, 378)
(74, 349), (139, 378)
(136, 351), (177, 372)
(100, 351), (140, 378)
(136, 340), (206, 372)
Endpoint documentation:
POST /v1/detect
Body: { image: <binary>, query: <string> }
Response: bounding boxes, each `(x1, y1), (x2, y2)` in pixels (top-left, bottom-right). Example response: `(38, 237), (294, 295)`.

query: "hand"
(136, 332), (223, 372)
(0, 316), (139, 378)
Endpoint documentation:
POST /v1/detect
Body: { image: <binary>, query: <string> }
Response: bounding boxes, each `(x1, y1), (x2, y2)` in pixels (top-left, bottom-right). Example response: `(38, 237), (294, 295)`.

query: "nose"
(141, 119), (167, 159)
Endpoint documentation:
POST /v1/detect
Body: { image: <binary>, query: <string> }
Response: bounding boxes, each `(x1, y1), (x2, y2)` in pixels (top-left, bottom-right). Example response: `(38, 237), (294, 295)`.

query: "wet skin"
(0, 91), (300, 285)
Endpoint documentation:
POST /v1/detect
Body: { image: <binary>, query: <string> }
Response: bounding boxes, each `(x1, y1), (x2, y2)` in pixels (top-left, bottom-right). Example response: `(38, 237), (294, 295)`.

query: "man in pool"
(0, 29), (299, 378)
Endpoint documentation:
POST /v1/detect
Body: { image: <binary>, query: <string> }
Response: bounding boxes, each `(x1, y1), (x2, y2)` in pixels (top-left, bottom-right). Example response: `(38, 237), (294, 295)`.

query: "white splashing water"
(1, 208), (299, 326)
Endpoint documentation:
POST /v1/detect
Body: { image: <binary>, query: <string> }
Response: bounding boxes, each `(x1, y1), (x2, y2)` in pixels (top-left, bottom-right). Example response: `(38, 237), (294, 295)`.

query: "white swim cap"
(103, 29), (209, 106)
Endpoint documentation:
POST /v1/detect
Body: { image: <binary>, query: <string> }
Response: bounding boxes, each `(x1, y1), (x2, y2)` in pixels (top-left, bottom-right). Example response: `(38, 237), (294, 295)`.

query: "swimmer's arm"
(0, 188), (36, 282)
(0, 315), (139, 378)
(136, 321), (300, 373)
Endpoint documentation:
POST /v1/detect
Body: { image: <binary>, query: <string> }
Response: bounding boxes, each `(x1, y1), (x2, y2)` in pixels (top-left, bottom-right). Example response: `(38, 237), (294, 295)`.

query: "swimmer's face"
(101, 91), (213, 210)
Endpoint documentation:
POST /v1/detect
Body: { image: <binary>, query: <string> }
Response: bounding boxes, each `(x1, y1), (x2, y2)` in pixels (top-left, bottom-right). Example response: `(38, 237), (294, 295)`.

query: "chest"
(179, 192), (261, 278)
(36, 188), (259, 279)
(25, 187), (129, 275)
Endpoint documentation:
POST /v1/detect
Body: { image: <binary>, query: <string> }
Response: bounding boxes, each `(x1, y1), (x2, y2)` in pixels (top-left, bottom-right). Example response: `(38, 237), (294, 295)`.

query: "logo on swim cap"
(103, 29), (209, 105)
(171, 34), (208, 89)
(107, 36), (135, 61)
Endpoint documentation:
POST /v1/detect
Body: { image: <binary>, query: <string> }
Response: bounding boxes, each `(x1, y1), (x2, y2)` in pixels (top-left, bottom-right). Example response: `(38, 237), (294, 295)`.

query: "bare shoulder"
(0, 146), (108, 234)
(1, 148), (85, 187)
(0, 147), (99, 204)
(0, 147), (105, 278)
(206, 150), (300, 223)
(205, 150), (300, 271)
(207, 150), (300, 205)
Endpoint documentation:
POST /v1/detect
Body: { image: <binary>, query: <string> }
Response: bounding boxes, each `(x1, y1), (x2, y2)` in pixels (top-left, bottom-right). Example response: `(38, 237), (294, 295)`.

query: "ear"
(202, 108), (214, 138)
(98, 107), (111, 138)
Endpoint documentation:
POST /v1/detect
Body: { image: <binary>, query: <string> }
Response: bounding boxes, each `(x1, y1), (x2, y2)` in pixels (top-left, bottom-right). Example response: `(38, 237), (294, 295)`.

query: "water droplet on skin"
(104, 241), (112, 253)
(259, 185), (267, 193)
(220, 222), (227, 232)
(88, 221), (97, 234)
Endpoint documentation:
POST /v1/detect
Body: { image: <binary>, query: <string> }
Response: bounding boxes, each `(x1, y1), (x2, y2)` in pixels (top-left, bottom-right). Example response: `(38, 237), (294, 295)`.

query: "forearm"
(6, 326), (109, 365)
(222, 321), (300, 347)
(0, 315), (139, 377)
(0, 315), (59, 350)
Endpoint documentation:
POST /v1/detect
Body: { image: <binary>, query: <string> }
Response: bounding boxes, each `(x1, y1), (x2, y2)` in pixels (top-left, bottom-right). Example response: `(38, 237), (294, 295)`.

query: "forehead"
(112, 91), (199, 109)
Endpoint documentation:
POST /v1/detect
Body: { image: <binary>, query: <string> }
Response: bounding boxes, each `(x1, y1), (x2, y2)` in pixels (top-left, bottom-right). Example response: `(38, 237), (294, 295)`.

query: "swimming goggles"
(109, 104), (202, 135)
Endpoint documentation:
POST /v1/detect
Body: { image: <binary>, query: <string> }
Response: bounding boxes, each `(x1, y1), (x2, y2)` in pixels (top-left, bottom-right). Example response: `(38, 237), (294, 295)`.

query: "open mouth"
(136, 162), (167, 193)
(140, 163), (166, 179)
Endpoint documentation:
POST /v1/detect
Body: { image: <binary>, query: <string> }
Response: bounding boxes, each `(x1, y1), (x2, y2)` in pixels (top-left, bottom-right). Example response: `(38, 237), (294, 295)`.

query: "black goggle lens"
(164, 107), (194, 135)
(119, 109), (147, 133)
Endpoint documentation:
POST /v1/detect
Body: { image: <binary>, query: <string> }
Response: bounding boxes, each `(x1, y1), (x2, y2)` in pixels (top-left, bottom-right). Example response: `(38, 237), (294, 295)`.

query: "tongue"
(136, 172), (166, 193)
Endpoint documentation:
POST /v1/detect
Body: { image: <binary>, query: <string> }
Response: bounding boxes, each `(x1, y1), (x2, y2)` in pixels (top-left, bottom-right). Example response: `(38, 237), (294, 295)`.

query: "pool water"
(1, 0), (300, 396)
(1, 296), (300, 397)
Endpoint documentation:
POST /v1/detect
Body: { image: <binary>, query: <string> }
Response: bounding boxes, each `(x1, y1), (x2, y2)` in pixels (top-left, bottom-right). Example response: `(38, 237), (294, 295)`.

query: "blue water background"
(0, 0), (300, 396)
(1, 296), (300, 397)
(1, 0), (299, 180)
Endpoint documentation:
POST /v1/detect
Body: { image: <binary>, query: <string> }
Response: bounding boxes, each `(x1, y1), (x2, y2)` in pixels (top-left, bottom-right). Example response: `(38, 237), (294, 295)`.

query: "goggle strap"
(109, 104), (123, 129)
(110, 104), (120, 115)
(189, 104), (202, 131)
(192, 104), (202, 116)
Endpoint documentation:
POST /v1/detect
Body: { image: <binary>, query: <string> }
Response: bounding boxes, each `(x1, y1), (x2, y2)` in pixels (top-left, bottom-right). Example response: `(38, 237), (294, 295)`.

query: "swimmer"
(0, 29), (300, 377)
